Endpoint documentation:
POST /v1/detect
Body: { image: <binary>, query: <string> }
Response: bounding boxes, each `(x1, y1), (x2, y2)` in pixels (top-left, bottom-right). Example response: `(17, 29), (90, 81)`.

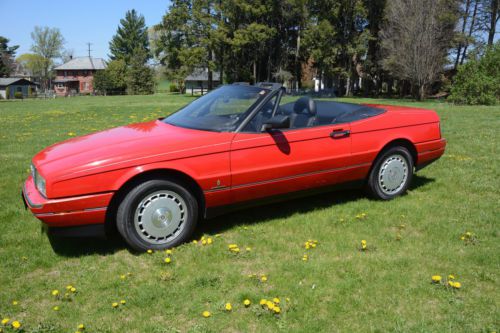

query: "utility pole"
(87, 42), (92, 57)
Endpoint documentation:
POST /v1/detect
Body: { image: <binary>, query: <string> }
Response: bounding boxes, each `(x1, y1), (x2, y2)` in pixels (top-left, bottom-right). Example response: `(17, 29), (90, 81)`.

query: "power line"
(86, 42), (92, 57)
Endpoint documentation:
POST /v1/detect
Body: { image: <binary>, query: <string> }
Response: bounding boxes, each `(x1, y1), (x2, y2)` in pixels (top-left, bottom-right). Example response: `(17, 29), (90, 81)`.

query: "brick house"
(53, 57), (106, 96)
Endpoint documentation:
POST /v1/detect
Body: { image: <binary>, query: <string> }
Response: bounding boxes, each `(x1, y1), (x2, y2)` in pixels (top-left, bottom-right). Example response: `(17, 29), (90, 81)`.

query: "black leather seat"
(289, 97), (317, 128)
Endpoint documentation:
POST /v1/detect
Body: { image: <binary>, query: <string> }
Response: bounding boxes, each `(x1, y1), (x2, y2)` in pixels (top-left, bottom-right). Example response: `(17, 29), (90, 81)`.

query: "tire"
(116, 179), (198, 251)
(366, 146), (414, 200)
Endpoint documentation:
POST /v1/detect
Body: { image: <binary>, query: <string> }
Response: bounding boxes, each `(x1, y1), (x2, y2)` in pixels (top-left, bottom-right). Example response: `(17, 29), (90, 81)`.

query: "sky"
(0, 0), (170, 60)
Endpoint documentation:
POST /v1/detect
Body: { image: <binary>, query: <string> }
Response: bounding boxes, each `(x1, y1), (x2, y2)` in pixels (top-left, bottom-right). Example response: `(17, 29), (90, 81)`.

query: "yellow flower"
(311, 243), (316, 248)
(432, 275), (442, 283)
(260, 275), (268, 282)
(225, 303), (232, 311)
(53, 306), (60, 311)
(273, 306), (281, 314)
(465, 232), (472, 237)
(273, 297), (280, 304)
(361, 240), (367, 246)
(305, 242), (311, 249)
(243, 299), (251, 307)
(202, 311), (211, 318)
(453, 282), (461, 289)
(70, 287), (77, 293)
(120, 274), (126, 280)
(77, 324), (85, 330)
(201, 239), (207, 245)
(12, 300), (18, 306)
(164, 257), (172, 264)
(66, 285), (73, 291)
(302, 254), (308, 261)
(120, 300), (126, 305)
(11, 321), (21, 330)
(259, 299), (267, 306)
(51, 289), (60, 296)
(165, 249), (173, 255)
(266, 301), (274, 310)
(460, 236), (465, 240)
(192, 240), (198, 244)
(207, 238), (213, 245)
(448, 274), (455, 280)
(112, 302), (119, 308)
(147, 249), (153, 254)
(245, 247), (251, 251)
(228, 244), (238, 249)
(1, 318), (10, 325)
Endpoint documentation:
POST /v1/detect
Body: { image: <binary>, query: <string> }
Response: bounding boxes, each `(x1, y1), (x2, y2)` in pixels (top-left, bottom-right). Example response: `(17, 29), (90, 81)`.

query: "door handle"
(330, 129), (350, 139)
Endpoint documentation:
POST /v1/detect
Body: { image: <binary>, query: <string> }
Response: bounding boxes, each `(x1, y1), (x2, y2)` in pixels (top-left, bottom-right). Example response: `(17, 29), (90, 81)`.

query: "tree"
(0, 36), (19, 77)
(93, 59), (127, 95)
(30, 26), (65, 89)
(485, 0), (499, 45)
(16, 53), (45, 81)
(380, 0), (459, 100)
(126, 48), (155, 94)
(109, 9), (150, 64)
(449, 41), (500, 104)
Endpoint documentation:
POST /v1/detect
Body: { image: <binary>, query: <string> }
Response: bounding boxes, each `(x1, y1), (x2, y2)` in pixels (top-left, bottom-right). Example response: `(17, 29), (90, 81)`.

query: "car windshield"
(164, 85), (270, 132)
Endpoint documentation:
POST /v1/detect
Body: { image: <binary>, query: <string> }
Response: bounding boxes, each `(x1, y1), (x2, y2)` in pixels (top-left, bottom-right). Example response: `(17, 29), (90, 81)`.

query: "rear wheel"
(116, 179), (198, 251)
(367, 146), (414, 200)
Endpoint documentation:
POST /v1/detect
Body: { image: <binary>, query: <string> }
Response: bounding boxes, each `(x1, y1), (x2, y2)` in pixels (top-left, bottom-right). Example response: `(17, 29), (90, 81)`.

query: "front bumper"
(22, 176), (113, 228)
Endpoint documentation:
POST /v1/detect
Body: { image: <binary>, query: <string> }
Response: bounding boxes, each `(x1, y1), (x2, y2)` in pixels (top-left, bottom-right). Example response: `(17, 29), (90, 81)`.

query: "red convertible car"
(22, 83), (446, 251)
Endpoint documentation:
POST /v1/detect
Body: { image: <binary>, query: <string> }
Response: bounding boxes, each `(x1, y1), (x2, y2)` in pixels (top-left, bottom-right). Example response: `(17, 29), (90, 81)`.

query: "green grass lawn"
(0, 95), (498, 332)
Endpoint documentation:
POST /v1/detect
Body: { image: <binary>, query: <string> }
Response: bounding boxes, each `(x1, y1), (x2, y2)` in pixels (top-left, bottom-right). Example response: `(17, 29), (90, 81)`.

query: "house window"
(64, 71), (67, 77)
(82, 82), (88, 90)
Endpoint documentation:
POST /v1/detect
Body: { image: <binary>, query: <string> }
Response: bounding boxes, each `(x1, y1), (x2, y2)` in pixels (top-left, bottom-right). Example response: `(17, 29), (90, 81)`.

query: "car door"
(229, 98), (353, 204)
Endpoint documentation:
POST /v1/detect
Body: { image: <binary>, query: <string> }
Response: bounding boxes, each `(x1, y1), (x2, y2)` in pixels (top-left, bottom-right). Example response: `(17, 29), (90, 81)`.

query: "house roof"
(185, 68), (221, 81)
(0, 78), (37, 86)
(54, 57), (107, 70)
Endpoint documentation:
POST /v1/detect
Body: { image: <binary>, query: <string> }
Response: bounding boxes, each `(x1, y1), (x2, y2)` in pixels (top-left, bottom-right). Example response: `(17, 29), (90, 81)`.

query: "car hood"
(33, 120), (234, 181)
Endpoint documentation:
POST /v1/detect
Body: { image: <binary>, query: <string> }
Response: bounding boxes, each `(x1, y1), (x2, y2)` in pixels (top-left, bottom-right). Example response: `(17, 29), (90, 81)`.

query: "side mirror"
(261, 115), (290, 132)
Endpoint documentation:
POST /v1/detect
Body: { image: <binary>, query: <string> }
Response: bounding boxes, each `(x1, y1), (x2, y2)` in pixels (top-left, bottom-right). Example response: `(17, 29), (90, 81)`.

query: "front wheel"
(367, 146), (414, 200)
(116, 179), (198, 251)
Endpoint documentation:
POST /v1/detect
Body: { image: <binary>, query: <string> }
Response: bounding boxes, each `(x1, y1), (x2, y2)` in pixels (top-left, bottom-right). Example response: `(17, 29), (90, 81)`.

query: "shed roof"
(185, 68), (221, 81)
(0, 78), (37, 86)
(54, 57), (107, 70)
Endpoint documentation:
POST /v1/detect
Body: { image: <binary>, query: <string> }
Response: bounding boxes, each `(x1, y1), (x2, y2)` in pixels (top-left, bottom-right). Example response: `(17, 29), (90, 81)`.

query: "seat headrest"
(293, 97), (316, 115)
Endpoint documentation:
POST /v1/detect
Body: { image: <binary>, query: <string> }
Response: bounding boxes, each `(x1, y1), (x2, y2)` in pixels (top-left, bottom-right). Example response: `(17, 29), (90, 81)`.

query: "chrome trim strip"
(35, 207), (107, 217)
(204, 162), (371, 193)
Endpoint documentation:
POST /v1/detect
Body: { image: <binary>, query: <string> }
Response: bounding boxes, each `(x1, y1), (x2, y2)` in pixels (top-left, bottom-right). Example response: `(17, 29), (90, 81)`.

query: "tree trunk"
(461, 0), (479, 65)
(253, 60), (257, 84)
(418, 84), (426, 101)
(455, 0), (471, 69)
(488, 0), (499, 45)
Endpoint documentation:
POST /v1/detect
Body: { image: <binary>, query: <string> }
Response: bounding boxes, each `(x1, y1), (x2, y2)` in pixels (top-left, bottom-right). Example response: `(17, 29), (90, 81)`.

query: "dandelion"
(12, 300), (18, 306)
(66, 285), (73, 291)
(68, 132), (76, 136)
(245, 247), (251, 251)
(431, 275), (442, 283)
(302, 254), (308, 261)
(164, 257), (172, 264)
(266, 301), (274, 310)
(165, 249), (172, 255)
(77, 324), (85, 330)
(243, 299), (251, 307)
(1, 318), (9, 325)
(11, 321), (21, 330)
(202, 311), (211, 318)
(448, 281), (462, 289)
(120, 300), (126, 305)
(52, 289), (60, 297)
(112, 302), (119, 308)
(207, 238), (213, 245)
(273, 297), (280, 304)
(201, 239), (207, 245)
(448, 274), (455, 280)
(192, 240), (198, 244)
(260, 299), (267, 306)
(225, 303), (232, 311)
(361, 240), (367, 250)
(70, 287), (77, 293)
(147, 249), (153, 254)
(273, 306), (281, 314)
(53, 306), (60, 311)
(120, 275), (126, 280)
(260, 275), (268, 283)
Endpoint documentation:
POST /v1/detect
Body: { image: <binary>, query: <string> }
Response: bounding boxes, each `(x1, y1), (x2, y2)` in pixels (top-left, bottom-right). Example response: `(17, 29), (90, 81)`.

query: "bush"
(449, 42), (500, 105)
(14, 91), (23, 99)
(169, 83), (180, 93)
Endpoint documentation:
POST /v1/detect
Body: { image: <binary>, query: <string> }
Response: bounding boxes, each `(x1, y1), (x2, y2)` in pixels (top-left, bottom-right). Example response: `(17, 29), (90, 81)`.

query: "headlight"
(31, 164), (46, 197)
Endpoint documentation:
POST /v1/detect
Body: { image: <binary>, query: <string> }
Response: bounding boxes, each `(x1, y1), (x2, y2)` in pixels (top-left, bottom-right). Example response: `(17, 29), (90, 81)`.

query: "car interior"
(243, 95), (386, 132)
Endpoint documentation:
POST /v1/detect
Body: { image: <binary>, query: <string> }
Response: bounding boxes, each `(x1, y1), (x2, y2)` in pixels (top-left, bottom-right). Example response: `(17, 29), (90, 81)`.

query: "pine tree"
(109, 9), (150, 64)
(126, 48), (155, 95)
(0, 36), (19, 77)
